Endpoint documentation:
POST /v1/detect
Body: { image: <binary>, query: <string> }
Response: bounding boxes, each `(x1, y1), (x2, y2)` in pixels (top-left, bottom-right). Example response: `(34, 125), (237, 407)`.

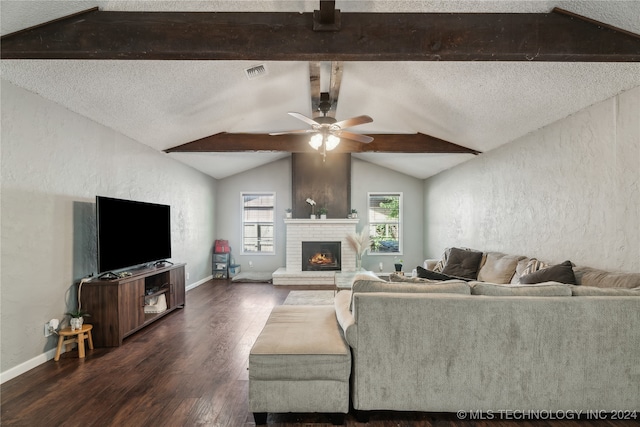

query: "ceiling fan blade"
(288, 112), (319, 127)
(269, 129), (317, 136)
(334, 115), (373, 129)
(337, 131), (374, 144)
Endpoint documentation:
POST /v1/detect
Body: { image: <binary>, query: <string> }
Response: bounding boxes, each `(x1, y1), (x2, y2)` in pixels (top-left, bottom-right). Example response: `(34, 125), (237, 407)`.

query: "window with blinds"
(242, 192), (275, 254)
(368, 192), (402, 254)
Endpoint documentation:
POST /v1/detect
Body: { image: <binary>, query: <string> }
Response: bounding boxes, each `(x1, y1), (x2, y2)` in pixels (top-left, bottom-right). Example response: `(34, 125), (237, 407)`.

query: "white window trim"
(367, 191), (403, 256)
(241, 191), (276, 256)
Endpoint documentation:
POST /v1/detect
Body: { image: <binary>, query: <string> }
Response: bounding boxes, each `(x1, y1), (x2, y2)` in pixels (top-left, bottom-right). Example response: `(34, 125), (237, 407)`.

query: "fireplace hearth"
(302, 241), (341, 271)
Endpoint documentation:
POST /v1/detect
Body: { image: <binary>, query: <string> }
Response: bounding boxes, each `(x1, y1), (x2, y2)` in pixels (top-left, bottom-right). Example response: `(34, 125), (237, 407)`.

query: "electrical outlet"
(249, 261), (253, 268)
(44, 319), (59, 337)
(186, 272), (190, 280)
(44, 319), (60, 337)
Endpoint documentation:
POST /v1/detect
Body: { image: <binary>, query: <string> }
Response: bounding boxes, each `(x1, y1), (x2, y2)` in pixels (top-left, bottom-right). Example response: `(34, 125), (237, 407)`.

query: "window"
(368, 192), (402, 254)
(242, 193), (275, 254)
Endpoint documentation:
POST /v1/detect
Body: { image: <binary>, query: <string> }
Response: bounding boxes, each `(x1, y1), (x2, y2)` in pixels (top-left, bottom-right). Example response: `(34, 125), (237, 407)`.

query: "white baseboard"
(1, 275), (212, 385)
(1, 347), (60, 384)
(186, 275), (212, 291)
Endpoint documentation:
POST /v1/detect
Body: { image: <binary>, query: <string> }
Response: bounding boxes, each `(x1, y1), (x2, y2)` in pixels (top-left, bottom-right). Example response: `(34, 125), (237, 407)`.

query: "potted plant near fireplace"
(285, 208), (292, 218)
(318, 207), (328, 220)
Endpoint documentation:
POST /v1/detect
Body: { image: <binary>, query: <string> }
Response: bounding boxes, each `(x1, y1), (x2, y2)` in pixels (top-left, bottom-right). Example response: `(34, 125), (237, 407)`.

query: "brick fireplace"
(272, 218), (359, 286)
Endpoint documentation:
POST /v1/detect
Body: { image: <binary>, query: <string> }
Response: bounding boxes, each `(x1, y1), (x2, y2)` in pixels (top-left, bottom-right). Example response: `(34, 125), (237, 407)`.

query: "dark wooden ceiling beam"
(164, 132), (480, 155)
(2, 7), (638, 61)
(313, 0), (341, 31)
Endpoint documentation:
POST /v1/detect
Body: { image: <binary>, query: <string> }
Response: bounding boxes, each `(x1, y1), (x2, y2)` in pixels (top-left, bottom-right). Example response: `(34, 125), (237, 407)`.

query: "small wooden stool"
(54, 324), (94, 361)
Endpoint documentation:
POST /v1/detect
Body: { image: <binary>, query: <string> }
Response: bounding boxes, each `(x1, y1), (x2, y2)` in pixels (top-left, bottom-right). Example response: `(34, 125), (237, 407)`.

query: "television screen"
(96, 196), (171, 274)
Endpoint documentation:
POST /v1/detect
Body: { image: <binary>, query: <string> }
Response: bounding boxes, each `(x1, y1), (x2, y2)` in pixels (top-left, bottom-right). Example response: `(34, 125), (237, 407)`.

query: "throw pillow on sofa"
(572, 266), (640, 289)
(519, 260), (576, 285)
(477, 252), (525, 284)
(416, 266), (473, 282)
(390, 273), (436, 283)
(433, 248), (452, 272)
(441, 247), (484, 280)
(520, 258), (549, 276)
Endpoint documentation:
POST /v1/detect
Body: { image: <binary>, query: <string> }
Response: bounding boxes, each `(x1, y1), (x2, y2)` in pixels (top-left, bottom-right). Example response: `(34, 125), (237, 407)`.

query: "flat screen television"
(96, 196), (171, 274)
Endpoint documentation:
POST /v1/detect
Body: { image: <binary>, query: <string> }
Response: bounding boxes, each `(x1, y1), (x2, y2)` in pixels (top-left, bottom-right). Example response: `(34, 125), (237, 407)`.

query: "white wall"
(215, 156), (425, 274)
(424, 86), (640, 272)
(352, 157), (424, 273)
(216, 157), (291, 272)
(1, 80), (218, 378)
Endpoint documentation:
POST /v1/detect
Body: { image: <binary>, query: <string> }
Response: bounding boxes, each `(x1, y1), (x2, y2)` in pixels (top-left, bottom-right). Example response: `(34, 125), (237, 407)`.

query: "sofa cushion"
(477, 252), (525, 284)
(571, 285), (640, 296)
(573, 266), (640, 289)
(350, 279), (471, 310)
(350, 271), (385, 286)
(470, 282), (572, 296)
(441, 247), (484, 279)
(416, 266), (473, 282)
(519, 260), (576, 285)
(352, 279), (471, 295)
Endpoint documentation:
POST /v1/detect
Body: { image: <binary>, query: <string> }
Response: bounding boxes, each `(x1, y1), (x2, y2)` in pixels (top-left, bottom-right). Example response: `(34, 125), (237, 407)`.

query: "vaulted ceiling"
(2, 1), (640, 179)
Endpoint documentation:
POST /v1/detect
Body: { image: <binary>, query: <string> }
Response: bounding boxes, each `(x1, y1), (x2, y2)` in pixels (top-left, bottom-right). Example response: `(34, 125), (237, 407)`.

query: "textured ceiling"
(2, 1), (640, 179)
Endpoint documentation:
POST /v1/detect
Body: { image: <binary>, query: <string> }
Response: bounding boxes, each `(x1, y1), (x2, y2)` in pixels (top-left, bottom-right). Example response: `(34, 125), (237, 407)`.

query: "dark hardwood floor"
(2, 281), (638, 426)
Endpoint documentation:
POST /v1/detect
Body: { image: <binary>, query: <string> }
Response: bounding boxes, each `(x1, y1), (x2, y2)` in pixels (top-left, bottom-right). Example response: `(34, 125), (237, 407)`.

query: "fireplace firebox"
(302, 241), (341, 271)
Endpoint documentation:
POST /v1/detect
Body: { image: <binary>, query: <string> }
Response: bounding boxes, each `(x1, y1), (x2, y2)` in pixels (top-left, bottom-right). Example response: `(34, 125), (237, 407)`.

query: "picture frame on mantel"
(291, 153), (351, 219)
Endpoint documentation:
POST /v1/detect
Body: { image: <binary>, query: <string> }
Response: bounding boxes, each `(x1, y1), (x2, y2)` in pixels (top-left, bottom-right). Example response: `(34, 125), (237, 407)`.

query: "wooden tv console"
(80, 263), (185, 347)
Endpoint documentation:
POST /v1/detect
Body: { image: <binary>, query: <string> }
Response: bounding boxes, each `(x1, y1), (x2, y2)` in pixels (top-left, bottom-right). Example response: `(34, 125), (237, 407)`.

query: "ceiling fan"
(269, 61), (374, 159)
(165, 60), (480, 158)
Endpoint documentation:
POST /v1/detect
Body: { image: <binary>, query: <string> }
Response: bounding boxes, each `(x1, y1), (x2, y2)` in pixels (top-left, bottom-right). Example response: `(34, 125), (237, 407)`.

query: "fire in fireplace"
(302, 241), (341, 271)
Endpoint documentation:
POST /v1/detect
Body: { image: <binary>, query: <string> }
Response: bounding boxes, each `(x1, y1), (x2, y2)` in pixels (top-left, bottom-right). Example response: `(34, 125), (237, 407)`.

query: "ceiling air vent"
(244, 64), (269, 80)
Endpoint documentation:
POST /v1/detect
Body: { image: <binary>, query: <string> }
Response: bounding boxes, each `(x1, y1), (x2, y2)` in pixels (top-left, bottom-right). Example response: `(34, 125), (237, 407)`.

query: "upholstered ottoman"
(249, 305), (351, 425)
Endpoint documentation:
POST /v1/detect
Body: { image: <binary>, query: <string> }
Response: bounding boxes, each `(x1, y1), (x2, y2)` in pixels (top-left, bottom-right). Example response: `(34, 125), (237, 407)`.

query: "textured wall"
(424, 86), (639, 272)
(1, 81), (217, 374)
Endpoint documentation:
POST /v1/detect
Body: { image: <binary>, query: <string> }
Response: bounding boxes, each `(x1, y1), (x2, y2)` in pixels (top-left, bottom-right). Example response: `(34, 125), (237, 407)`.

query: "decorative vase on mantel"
(310, 214), (316, 219)
(320, 214), (327, 220)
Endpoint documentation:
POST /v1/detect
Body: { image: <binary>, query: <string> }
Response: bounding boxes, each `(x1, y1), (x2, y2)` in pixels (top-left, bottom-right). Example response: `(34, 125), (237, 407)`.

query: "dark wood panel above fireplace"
(292, 153), (351, 219)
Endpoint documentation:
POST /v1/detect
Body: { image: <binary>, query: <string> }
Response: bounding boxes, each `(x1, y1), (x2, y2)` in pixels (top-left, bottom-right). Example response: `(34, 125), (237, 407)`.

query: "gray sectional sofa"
(249, 248), (640, 421)
(334, 251), (640, 415)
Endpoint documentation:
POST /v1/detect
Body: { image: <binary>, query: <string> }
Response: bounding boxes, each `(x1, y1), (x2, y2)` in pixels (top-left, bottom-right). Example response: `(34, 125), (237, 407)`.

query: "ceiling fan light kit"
(271, 61), (375, 160)
(309, 133), (340, 151)
(325, 135), (341, 151)
(309, 134), (323, 150)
